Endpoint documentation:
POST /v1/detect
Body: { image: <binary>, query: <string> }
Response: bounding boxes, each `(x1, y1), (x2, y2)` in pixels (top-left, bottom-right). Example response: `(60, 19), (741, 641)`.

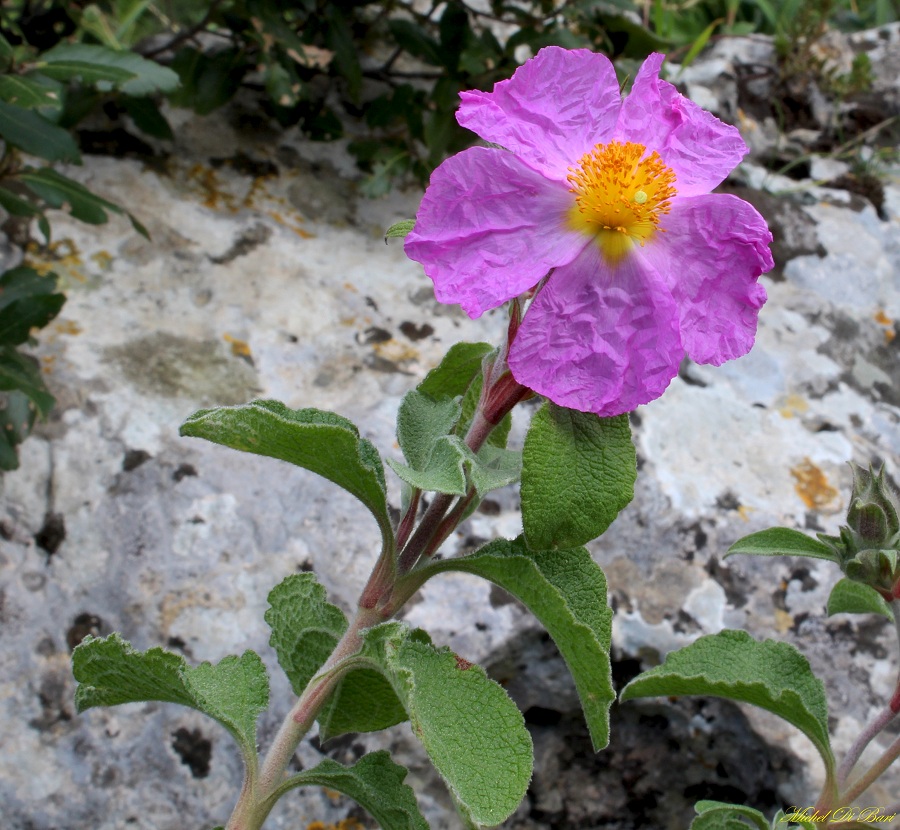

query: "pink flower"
(404, 47), (773, 417)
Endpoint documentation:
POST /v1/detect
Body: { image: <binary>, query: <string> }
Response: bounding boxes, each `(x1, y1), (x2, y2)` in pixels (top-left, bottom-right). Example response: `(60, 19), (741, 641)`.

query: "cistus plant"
(622, 464), (900, 828)
(71, 45), (890, 830)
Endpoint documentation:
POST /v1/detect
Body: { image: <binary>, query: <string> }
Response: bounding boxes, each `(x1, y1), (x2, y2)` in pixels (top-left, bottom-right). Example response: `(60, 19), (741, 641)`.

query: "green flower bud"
(824, 464), (900, 598)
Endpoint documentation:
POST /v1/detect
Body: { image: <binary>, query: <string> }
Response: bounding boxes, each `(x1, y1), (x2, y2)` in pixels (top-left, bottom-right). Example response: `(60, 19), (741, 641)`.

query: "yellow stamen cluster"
(567, 141), (677, 262)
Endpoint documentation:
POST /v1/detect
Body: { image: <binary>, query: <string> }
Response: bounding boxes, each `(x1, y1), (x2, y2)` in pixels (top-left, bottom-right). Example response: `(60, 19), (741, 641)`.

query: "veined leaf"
(265, 573), (406, 740)
(34, 59), (136, 87)
(421, 536), (614, 749)
(349, 622), (532, 827)
(0, 75), (61, 109)
(725, 527), (839, 562)
(690, 800), (770, 830)
(282, 752), (428, 830)
(418, 341), (492, 401)
(384, 219), (415, 242)
(73, 634), (268, 760)
(521, 403), (635, 549)
(620, 630), (835, 773)
(181, 401), (393, 547)
(827, 578), (893, 620)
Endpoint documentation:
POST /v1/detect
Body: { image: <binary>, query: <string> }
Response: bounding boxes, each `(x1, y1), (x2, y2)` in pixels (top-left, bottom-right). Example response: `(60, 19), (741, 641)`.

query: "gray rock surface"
(2, 29), (899, 830)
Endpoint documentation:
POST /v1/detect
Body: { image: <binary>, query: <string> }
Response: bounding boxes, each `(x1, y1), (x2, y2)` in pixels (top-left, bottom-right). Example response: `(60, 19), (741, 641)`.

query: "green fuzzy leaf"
(771, 808), (818, 829)
(388, 435), (520, 498)
(521, 403), (635, 549)
(417, 343), (511, 449)
(180, 401), (393, 545)
(418, 342), (493, 401)
(620, 630), (834, 772)
(725, 527), (839, 562)
(690, 801), (770, 830)
(423, 536), (614, 749)
(0, 100), (80, 163)
(38, 43), (179, 95)
(351, 622), (532, 827)
(265, 573), (348, 695)
(0, 266), (65, 346)
(389, 435), (467, 495)
(384, 219), (415, 242)
(73, 633), (268, 759)
(388, 388), (519, 498)
(17, 167), (148, 236)
(287, 752), (428, 830)
(318, 668), (409, 740)
(827, 577), (893, 619)
(0, 75), (61, 109)
(265, 573), (406, 740)
(396, 389), (462, 472)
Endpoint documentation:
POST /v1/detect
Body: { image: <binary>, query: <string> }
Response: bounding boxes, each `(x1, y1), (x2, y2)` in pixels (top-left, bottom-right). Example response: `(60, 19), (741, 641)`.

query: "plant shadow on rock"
(499, 650), (792, 830)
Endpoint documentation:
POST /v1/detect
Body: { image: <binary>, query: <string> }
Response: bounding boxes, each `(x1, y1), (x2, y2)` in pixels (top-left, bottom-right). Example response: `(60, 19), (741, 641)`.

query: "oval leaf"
(0, 100), (80, 162)
(180, 401), (393, 544)
(422, 536), (614, 749)
(265, 573), (348, 695)
(0, 75), (61, 109)
(522, 403), (635, 549)
(265, 573), (406, 740)
(827, 577), (893, 620)
(285, 752), (428, 830)
(39, 43), (179, 95)
(620, 630), (834, 773)
(725, 527), (838, 562)
(353, 623), (532, 826)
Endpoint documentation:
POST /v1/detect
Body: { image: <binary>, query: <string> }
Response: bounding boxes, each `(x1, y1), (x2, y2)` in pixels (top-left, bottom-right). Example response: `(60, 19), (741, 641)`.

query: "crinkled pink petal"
(457, 46), (621, 184)
(639, 193), (772, 365)
(404, 147), (585, 318)
(616, 53), (747, 198)
(508, 244), (683, 416)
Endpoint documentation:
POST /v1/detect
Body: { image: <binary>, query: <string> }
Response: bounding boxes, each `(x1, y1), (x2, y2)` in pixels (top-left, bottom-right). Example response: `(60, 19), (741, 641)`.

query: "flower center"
(567, 141), (677, 262)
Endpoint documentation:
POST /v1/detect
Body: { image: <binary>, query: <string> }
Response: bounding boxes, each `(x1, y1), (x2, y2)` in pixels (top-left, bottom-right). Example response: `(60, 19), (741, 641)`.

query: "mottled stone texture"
(2, 29), (899, 830)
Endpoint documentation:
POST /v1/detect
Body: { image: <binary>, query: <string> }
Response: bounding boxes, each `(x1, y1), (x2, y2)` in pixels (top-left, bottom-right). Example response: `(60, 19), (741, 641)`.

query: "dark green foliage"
(0, 267), (64, 469)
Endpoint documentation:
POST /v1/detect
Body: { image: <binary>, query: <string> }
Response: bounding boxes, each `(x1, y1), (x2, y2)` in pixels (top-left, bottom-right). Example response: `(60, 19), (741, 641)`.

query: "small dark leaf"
(0, 100), (80, 163)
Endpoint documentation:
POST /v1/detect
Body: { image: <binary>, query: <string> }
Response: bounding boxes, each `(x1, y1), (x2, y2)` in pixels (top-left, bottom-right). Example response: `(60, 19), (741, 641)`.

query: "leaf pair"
(388, 389), (520, 500)
(727, 527), (894, 619)
(72, 631), (426, 830)
(71, 567), (531, 829)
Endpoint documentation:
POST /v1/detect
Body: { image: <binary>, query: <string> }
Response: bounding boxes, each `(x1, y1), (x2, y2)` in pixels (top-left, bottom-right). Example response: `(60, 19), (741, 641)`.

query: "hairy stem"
(836, 703), (899, 786)
(258, 605), (382, 794)
(395, 488), (422, 551)
(839, 729), (900, 804)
